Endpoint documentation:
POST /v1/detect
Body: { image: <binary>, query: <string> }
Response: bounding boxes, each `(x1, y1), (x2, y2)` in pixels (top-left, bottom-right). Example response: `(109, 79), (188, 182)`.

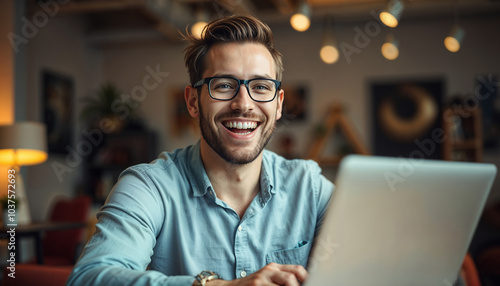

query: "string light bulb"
(444, 1), (465, 52)
(320, 45), (339, 64)
(379, 0), (405, 28)
(191, 9), (209, 39)
(290, 1), (311, 32)
(444, 25), (465, 52)
(381, 34), (399, 60)
(319, 16), (339, 64)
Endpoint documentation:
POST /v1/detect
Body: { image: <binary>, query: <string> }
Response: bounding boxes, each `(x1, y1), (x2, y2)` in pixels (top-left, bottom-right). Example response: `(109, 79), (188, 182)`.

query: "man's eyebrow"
(211, 73), (275, 79)
(211, 73), (235, 78)
(250, 74), (274, 79)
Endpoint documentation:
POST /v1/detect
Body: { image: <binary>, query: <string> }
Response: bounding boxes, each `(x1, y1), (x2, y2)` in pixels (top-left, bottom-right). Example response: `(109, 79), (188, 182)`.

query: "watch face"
(196, 270), (220, 285)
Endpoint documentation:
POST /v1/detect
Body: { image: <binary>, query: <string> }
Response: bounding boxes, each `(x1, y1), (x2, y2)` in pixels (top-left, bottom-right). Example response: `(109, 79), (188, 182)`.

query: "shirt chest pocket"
(265, 240), (312, 268)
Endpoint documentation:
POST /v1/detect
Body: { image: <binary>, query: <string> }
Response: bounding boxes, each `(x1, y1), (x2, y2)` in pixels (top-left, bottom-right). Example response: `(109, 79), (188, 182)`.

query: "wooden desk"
(0, 222), (87, 264)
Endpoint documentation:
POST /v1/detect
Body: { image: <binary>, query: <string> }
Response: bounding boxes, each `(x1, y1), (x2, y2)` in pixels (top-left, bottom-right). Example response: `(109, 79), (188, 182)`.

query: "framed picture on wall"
(42, 69), (74, 154)
(169, 86), (198, 136)
(371, 78), (445, 159)
(477, 74), (499, 149)
(280, 84), (308, 122)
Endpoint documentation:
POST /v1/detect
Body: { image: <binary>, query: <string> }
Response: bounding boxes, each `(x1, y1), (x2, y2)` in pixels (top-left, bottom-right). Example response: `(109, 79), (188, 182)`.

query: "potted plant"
(80, 83), (133, 133)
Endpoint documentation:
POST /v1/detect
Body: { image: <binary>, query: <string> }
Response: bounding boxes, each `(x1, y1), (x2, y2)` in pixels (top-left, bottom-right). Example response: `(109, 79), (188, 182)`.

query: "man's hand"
(205, 263), (308, 286)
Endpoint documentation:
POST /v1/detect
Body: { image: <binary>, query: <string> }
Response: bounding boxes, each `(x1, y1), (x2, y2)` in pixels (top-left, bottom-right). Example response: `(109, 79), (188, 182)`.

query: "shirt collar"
(188, 142), (276, 201)
(188, 141), (213, 197)
(257, 150), (276, 206)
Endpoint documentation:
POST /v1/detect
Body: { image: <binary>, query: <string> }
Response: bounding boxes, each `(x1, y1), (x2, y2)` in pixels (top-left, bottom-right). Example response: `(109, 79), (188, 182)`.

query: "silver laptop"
(306, 155), (497, 286)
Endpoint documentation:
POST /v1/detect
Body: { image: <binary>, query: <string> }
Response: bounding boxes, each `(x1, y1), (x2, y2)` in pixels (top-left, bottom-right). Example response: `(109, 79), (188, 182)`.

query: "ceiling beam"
(144, 0), (194, 41)
(57, 0), (146, 14)
(308, 0), (382, 7)
(213, 0), (257, 16)
(54, 0), (196, 42)
(269, 0), (295, 14)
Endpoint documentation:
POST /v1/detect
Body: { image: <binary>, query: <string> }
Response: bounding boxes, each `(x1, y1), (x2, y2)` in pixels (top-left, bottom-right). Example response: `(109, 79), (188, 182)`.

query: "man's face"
(197, 42), (284, 164)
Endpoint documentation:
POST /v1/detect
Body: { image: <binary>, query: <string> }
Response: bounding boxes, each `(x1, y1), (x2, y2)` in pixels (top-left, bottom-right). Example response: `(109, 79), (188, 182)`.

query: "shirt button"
(240, 271), (247, 277)
(238, 226), (242, 232)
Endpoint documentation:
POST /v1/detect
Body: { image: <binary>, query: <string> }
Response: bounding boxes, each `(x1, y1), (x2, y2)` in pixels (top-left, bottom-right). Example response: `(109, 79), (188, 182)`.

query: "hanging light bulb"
(381, 34), (399, 60)
(191, 21), (207, 39)
(379, 0), (405, 28)
(444, 25), (465, 52)
(191, 9), (209, 39)
(290, 1), (311, 32)
(320, 45), (339, 64)
(444, 1), (465, 52)
(319, 16), (339, 64)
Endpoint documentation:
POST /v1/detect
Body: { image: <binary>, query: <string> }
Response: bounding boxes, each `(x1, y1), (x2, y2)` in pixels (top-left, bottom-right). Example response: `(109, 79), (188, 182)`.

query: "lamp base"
(12, 167), (32, 225)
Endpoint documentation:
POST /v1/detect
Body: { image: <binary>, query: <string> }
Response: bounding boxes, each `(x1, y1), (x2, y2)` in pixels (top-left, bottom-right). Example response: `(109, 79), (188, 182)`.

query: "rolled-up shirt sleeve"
(67, 168), (195, 286)
(314, 168), (335, 237)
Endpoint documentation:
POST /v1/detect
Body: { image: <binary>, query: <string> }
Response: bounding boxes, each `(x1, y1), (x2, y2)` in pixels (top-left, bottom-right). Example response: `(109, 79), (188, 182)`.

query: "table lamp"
(0, 122), (48, 225)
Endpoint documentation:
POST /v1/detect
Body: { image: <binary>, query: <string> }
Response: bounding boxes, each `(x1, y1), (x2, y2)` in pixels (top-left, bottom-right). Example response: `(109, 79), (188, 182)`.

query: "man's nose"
(230, 84), (255, 112)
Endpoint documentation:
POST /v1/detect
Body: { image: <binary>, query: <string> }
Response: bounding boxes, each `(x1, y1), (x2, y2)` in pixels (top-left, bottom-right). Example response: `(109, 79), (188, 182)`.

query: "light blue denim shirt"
(67, 142), (334, 286)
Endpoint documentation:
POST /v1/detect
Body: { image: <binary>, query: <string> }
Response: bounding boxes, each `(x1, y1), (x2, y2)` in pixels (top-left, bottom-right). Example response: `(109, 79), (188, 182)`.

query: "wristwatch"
(194, 270), (220, 286)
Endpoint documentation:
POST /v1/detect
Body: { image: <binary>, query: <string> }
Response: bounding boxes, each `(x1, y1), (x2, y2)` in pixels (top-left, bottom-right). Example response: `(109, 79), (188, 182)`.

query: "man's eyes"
(252, 84), (271, 90)
(214, 83), (235, 89)
(211, 79), (274, 93)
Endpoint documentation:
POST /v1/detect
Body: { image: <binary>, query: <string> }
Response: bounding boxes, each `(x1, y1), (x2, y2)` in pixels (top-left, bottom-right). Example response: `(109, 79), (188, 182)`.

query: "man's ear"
(185, 85), (199, 118)
(276, 89), (284, 120)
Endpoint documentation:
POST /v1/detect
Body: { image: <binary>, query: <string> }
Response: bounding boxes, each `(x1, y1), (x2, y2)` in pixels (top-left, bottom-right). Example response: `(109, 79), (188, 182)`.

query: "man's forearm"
(68, 265), (196, 286)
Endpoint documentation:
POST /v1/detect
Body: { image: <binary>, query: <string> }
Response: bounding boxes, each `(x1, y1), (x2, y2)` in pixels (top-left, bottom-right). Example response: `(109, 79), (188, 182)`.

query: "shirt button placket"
(234, 223), (249, 280)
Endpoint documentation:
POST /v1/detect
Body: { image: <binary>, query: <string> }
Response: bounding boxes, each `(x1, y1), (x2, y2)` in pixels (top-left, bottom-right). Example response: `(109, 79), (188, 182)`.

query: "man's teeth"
(224, 121), (258, 129)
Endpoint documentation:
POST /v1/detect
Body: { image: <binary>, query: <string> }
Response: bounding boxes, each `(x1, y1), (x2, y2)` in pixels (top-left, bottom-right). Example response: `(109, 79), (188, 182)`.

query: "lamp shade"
(0, 122), (48, 166)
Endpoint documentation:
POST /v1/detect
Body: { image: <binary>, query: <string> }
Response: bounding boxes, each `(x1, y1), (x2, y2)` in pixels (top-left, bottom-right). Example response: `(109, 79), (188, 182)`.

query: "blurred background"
(1, 0), (500, 283)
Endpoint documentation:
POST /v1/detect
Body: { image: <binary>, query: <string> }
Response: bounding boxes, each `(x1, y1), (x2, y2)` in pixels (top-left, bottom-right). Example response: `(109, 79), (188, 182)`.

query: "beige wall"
(0, 0), (14, 123)
(23, 13), (103, 220)
(0, 0), (15, 215)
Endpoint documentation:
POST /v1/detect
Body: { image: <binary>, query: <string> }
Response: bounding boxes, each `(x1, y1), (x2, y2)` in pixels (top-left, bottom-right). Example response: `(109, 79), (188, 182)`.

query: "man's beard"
(198, 103), (276, 165)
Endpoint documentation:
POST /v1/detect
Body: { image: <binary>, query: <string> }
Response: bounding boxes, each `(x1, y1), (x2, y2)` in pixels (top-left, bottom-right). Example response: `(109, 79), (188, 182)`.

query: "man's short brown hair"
(183, 15), (284, 86)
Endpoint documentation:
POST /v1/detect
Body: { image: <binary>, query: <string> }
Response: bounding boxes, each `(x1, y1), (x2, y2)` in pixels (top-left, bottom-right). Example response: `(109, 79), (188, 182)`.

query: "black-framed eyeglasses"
(193, 76), (281, 102)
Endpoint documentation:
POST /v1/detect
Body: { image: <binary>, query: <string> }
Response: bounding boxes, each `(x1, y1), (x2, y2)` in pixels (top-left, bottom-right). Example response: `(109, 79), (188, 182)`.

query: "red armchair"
(42, 196), (91, 265)
(2, 264), (72, 286)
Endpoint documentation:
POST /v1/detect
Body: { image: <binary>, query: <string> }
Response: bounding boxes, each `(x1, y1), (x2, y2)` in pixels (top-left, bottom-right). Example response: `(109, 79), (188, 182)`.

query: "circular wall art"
(378, 84), (438, 142)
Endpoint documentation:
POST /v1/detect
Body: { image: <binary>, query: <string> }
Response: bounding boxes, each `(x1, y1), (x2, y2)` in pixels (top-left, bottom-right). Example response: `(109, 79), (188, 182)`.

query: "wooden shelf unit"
(83, 130), (157, 205)
(442, 106), (483, 162)
(307, 103), (369, 166)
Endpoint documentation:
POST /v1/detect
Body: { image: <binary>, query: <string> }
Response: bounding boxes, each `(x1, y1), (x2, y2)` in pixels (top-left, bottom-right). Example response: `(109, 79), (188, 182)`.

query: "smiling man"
(68, 15), (333, 286)
(193, 43), (277, 165)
